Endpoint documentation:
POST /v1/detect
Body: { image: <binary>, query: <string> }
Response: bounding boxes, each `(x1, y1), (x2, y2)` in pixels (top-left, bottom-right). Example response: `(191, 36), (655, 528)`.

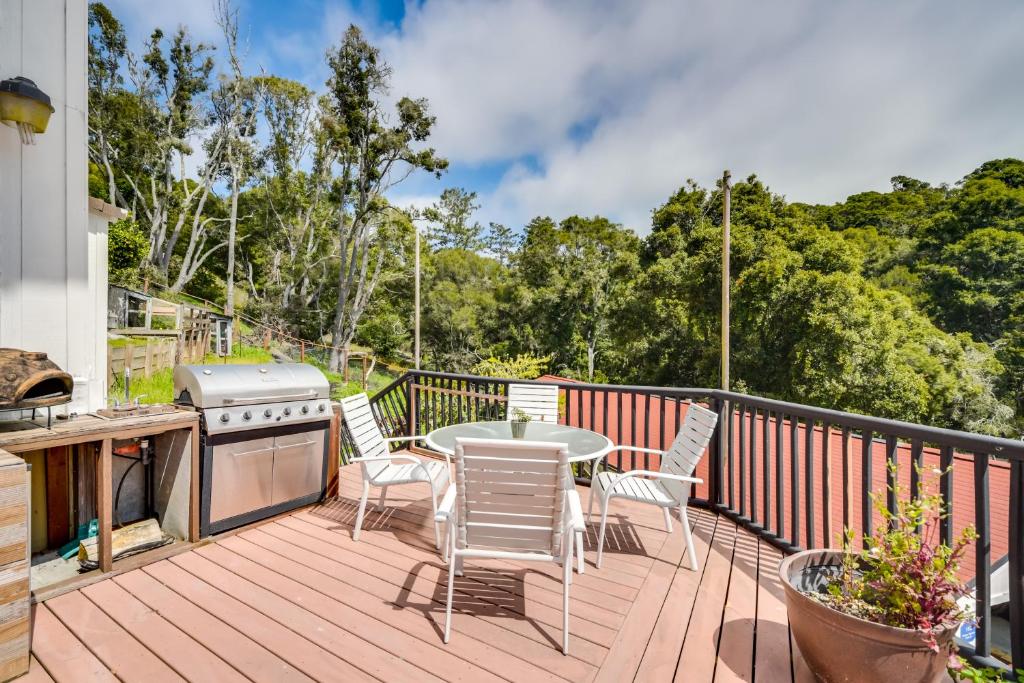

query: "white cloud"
(105, 0), (1024, 234)
(370, 0), (1024, 232)
(106, 0), (223, 44)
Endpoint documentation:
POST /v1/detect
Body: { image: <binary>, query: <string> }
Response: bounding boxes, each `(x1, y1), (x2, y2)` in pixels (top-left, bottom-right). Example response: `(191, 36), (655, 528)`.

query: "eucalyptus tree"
(87, 2), (127, 207)
(123, 25), (224, 290)
(241, 76), (336, 328)
(322, 25), (447, 372)
(209, 0), (262, 313)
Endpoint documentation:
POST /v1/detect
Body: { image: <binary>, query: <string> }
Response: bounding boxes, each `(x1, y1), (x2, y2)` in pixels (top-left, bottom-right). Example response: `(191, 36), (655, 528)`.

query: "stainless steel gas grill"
(173, 363), (332, 536)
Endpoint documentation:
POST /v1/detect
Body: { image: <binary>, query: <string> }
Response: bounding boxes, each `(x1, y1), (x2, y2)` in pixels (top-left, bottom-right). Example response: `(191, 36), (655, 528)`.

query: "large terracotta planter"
(779, 549), (956, 683)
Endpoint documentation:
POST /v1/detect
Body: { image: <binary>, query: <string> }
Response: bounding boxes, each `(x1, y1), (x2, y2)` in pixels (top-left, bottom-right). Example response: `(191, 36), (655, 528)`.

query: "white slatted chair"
(435, 437), (585, 655)
(340, 392), (450, 548)
(588, 403), (718, 570)
(507, 383), (559, 423)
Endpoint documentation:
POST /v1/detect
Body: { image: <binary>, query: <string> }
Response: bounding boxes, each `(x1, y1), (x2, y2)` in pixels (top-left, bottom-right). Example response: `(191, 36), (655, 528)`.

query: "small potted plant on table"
(510, 407), (532, 439)
(779, 467), (1006, 682)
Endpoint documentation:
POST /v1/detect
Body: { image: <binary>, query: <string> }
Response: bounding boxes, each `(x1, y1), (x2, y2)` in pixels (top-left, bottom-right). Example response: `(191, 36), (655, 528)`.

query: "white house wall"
(0, 0), (104, 411)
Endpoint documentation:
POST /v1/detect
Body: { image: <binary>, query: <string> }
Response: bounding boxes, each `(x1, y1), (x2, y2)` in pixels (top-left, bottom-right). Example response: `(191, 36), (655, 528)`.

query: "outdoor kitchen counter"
(0, 409), (201, 574)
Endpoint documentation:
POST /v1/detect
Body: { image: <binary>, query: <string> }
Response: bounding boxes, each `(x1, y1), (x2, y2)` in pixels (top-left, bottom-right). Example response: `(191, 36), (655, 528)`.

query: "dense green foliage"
(91, 2), (1023, 435)
(414, 165), (1022, 435)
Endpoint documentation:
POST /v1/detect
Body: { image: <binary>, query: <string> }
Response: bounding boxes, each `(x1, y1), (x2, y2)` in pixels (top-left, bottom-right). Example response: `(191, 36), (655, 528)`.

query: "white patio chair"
(435, 437), (584, 655)
(340, 392), (450, 549)
(507, 383), (559, 423)
(588, 403), (718, 571)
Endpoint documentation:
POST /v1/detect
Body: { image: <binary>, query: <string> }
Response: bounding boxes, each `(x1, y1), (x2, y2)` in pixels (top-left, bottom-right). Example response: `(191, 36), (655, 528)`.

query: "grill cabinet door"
(210, 437), (274, 523)
(272, 430), (325, 505)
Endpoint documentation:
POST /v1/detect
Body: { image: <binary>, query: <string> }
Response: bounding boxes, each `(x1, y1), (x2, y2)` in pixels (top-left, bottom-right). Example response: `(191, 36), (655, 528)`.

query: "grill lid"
(173, 363), (330, 408)
(0, 348), (73, 409)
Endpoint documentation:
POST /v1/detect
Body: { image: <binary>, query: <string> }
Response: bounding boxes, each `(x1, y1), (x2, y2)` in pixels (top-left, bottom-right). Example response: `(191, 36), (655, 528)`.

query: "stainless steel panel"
(173, 363), (329, 408)
(210, 437), (274, 523)
(271, 431), (325, 505)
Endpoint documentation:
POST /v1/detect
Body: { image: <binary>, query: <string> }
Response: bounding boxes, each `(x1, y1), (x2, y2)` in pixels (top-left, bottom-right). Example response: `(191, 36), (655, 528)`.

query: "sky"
(104, 0), (1024, 234)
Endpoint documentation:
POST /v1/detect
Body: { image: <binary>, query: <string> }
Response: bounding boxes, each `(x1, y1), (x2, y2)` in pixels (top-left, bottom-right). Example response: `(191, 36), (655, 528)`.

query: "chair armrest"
(348, 454), (423, 465)
(609, 445), (665, 456)
(435, 483), (456, 522)
(348, 453), (438, 483)
(603, 469), (703, 503)
(565, 489), (585, 533)
(385, 435), (421, 444)
(619, 469), (703, 485)
(384, 436), (452, 467)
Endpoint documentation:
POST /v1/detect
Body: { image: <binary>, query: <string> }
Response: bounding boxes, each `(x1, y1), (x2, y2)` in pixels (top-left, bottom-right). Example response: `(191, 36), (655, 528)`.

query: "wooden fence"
(106, 338), (196, 385)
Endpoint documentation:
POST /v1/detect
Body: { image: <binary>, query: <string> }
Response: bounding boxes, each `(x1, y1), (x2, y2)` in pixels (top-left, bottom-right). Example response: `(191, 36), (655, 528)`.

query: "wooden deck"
(24, 463), (809, 682)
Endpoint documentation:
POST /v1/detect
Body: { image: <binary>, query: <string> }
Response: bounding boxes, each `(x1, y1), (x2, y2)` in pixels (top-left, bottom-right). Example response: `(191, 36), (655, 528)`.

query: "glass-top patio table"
(424, 420), (614, 464)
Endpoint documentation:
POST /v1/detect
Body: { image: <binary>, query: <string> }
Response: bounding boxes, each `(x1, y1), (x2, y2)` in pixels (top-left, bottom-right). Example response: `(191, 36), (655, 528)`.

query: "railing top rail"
(716, 390), (1024, 460)
(406, 369), (712, 398)
(396, 370), (1024, 460)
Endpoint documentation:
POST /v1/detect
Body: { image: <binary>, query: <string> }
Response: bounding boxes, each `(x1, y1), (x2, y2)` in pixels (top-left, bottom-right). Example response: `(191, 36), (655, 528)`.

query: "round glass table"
(424, 420), (613, 463)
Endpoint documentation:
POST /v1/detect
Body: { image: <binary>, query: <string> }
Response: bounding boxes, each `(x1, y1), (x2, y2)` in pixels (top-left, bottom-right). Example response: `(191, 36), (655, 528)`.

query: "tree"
(87, 2), (127, 207)
(421, 249), (503, 371)
(516, 215), (639, 381)
(123, 25), (226, 291)
(921, 228), (1024, 342)
(241, 76), (335, 329)
(485, 222), (518, 265)
(322, 25), (447, 372)
(210, 0), (262, 314)
(423, 187), (483, 251)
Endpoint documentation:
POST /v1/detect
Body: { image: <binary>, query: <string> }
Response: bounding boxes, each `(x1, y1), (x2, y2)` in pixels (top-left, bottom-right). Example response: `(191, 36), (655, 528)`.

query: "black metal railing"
(361, 370), (1024, 673)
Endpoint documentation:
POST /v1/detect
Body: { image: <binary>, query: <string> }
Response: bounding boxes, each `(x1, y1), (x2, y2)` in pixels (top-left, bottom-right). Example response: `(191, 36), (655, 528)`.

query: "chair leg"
(353, 479), (370, 541)
(562, 533), (572, 655)
(376, 486), (388, 511)
(444, 548), (456, 644)
(596, 500), (610, 569)
(575, 529), (585, 574)
(680, 505), (699, 571)
(430, 484), (441, 549)
(662, 506), (673, 533)
(442, 519), (451, 564)
(586, 456), (602, 524)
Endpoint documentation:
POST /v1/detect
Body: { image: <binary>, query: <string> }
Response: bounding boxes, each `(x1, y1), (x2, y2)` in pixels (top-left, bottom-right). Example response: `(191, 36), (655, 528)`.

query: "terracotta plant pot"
(779, 549), (956, 683)
(510, 421), (528, 439)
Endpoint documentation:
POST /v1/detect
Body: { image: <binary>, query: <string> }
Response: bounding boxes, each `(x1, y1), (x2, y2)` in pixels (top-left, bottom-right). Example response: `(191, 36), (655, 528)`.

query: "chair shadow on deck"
(307, 492), (569, 650)
(309, 492), (423, 540)
(580, 513), (650, 560)
(391, 559), (568, 650)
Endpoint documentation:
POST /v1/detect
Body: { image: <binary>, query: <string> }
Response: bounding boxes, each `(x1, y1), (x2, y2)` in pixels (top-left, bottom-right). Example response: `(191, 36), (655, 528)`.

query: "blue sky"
(106, 0), (1024, 234)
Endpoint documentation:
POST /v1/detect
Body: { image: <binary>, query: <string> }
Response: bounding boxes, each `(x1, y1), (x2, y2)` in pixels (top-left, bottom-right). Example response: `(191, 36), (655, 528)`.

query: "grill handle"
(222, 391), (319, 405)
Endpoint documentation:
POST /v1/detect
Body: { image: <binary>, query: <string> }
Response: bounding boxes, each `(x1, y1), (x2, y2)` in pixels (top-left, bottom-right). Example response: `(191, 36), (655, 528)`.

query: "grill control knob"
(283, 407), (292, 416)
(264, 408), (273, 418)
(219, 413), (230, 423)
(242, 410), (252, 420)
(317, 403), (326, 413)
(300, 405), (310, 415)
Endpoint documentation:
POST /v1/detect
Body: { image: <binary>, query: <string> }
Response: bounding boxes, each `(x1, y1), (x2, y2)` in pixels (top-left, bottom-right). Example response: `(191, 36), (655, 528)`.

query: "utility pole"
(721, 170), (731, 391)
(414, 227), (421, 370)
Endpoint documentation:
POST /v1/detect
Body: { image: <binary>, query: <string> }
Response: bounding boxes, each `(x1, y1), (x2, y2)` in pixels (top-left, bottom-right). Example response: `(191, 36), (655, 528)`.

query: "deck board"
(30, 463), (799, 683)
(633, 510), (717, 681)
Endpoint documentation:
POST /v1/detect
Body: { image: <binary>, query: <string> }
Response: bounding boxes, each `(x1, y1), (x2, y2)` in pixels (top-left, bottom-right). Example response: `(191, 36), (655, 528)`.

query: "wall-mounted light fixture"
(0, 77), (54, 145)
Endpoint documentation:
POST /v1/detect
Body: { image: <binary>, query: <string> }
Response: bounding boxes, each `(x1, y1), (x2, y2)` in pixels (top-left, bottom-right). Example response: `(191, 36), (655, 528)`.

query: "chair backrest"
(339, 392), (389, 479)
(453, 437), (569, 556)
(506, 383), (559, 424)
(660, 403), (719, 503)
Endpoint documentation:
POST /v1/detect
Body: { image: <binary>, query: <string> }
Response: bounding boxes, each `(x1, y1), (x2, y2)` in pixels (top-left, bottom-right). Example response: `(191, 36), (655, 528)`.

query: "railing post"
(1009, 458), (1023, 673)
(715, 397), (728, 507)
(406, 375), (416, 439)
(706, 397), (719, 505)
